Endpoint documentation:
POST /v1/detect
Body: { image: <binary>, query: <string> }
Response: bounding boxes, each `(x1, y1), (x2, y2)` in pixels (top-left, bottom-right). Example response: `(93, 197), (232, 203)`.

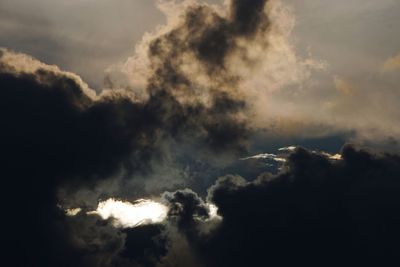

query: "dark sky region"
(1, 0), (400, 266)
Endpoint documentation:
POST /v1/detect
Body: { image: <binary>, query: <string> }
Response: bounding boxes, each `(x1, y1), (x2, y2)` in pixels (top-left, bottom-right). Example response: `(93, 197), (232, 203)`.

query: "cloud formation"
(0, 44), (249, 266)
(148, 146), (400, 267)
(54, 145), (400, 267)
(1, 0), (279, 264)
(2, 0), (400, 266)
(108, 0), (323, 129)
(90, 199), (168, 228)
(200, 146), (400, 266)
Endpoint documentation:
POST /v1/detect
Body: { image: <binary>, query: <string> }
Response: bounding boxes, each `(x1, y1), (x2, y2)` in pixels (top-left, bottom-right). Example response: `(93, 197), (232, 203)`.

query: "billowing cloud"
(151, 146), (400, 267)
(0, 45), (249, 266)
(2, 0), (400, 266)
(77, 145), (400, 267)
(107, 0), (323, 129)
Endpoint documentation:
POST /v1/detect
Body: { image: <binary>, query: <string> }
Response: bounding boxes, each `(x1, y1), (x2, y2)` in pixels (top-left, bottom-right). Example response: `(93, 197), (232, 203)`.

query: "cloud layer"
(0, 44), (247, 266)
(2, 0), (400, 266)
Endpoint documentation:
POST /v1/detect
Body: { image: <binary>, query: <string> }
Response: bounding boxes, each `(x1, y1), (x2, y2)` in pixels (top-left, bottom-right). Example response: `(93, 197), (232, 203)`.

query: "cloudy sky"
(2, 1), (400, 267)
(2, 0), (399, 85)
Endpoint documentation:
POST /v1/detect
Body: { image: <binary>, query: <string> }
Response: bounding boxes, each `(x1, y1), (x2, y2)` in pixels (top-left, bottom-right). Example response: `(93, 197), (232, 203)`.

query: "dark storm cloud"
(0, 44), (249, 266)
(5, 47), (400, 266)
(4, 0), (400, 266)
(101, 0), (278, 197)
(0, 50), (155, 267)
(66, 213), (126, 267)
(130, 146), (400, 267)
(230, 0), (269, 35)
(66, 213), (167, 267)
(1, 0), (275, 263)
(163, 189), (210, 231)
(147, 0), (269, 83)
(132, 0), (272, 157)
(194, 145), (400, 267)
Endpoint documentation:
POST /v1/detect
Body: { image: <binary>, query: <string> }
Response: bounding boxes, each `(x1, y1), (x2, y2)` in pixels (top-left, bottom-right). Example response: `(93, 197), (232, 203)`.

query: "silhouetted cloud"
(193, 146), (400, 266)
(0, 45), (249, 266)
(2, 0), (400, 266)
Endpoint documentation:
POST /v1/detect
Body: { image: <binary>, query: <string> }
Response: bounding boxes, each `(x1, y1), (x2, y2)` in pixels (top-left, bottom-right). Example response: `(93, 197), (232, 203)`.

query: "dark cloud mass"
(0, 44), (247, 266)
(134, 146), (400, 267)
(1, 0), (266, 261)
(201, 146), (400, 266)
(2, 0), (400, 266)
(147, 0), (269, 87)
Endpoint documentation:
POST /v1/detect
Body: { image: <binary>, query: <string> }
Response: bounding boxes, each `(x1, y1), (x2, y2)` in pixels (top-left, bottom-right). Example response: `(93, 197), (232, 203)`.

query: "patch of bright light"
(278, 146), (297, 152)
(329, 153), (342, 160)
(240, 153), (277, 160)
(207, 204), (222, 221)
(91, 198), (168, 228)
(274, 157), (287, 163)
(240, 153), (287, 163)
(66, 208), (81, 216)
(320, 152), (342, 161)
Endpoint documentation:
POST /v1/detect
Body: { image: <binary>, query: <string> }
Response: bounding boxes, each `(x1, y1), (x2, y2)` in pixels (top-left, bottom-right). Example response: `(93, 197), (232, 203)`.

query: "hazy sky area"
(2, 0), (400, 149)
(2, 1), (400, 266)
(1, 0), (399, 88)
(0, 0), (164, 88)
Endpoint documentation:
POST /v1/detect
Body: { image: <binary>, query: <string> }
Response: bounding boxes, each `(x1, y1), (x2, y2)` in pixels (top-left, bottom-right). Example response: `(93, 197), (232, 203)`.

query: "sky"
(2, 0), (399, 87)
(1, 0), (400, 266)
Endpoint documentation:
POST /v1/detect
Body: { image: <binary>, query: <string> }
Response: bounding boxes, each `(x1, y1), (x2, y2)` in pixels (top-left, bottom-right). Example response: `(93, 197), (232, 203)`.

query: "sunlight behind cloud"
(91, 198), (168, 228)
(207, 203), (222, 221)
(66, 208), (82, 216)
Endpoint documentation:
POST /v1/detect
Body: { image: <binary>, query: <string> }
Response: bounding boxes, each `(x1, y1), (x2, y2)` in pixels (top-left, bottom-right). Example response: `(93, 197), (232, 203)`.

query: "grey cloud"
(0, 43), (252, 266)
(3, 0), (400, 266)
(0, 0), (164, 88)
(160, 146), (400, 267)
(116, 146), (400, 267)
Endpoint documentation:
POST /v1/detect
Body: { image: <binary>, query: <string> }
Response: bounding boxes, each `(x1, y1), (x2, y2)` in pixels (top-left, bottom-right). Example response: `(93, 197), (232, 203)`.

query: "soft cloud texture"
(0, 0), (164, 88)
(2, 1), (400, 266)
(382, 53), (400, 72)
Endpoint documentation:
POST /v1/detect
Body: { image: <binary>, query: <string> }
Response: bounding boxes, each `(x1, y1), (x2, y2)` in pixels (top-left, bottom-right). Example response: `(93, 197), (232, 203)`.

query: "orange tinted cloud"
(382, 53), (400, 72)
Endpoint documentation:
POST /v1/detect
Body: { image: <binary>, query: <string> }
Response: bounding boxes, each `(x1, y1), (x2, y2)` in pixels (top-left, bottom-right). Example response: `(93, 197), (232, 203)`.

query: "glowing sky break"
(91, 199), (169, 228)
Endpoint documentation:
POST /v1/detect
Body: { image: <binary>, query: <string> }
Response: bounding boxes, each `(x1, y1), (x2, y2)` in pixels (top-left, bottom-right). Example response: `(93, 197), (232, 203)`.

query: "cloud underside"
(10, 141), (400, 267)
(2, 0), (400, 267)
(3, 46), (400, 266)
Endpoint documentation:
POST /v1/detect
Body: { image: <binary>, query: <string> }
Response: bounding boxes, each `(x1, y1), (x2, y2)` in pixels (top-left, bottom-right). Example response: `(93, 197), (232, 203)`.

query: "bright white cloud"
(278, 146), (298, 152)
(66, 197), (222, 228)
(90, 198), (169, 228)
(207, 204), (222, 221)
(240, 153), (287, 163)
